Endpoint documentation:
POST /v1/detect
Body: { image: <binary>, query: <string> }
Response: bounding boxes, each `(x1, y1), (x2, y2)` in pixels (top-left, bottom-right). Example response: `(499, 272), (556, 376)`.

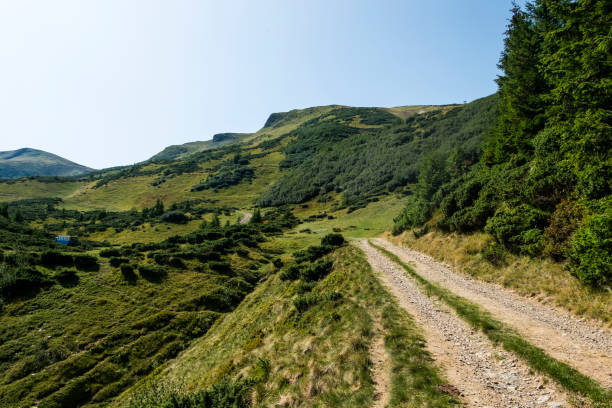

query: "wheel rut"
(372, 237), (612, 390)
(357, 239), (570, 408)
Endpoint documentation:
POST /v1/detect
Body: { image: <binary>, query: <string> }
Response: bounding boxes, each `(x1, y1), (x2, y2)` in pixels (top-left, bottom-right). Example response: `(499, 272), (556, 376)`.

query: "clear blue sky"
(0, 1), (514, 169)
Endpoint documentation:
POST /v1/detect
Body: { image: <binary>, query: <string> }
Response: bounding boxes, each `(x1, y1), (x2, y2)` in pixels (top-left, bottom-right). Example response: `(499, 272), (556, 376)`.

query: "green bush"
(293, 293), (318, 313)
(53, 268), (79, 286)
(40, 250), (73, 268)
(295, 281), (316, 294)
(321, 233), (345, 247)
(109, 257), (129, 268)
(299, 259), (334, 282)
(168, 257), (186, 269)
(567, 213), (611, 287)
(138, 265), (167, 282)
(280, 264), (300, 281)
(0, 265), (52, 299)
(126, 378), (253, 408)
(160, 211), (188, 224)
(208, 260), (232, 274)
(120, 264), (137, 283)
(99, 248), (121, 258)
(484, 204), (549, 255)
(72, 254), (99, 271)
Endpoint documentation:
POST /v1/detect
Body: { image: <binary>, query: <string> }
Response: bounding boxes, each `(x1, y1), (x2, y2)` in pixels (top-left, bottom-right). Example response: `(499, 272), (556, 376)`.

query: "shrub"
(543, 199), (583, 260)
(160, 211), (188, 224)
(324, 291), (342, 301)
(153, 253), (170, 265)
(40, 250), (73, 268)
(293, 245), (333, 263)
(295, 281), (316, 294)
(53, 268), (79, 286)
(279, 264), (301, 281)
(272, 258), (284, 268)
(72, 254), (99, 271)
(567, 213), (611, 287)
(0, 266), (52, 299)
(168, 257), (186, 269)
(109, 257), (129, 268)
(293, 293), (318, 313)
(208, 260), (232, 274)
(138, 265), (167, 282)
(120, 264), (137, 283)
(321, 233), (345, 247)
(484, 204), (549, 255)
(299, 259), (334, 282)
(99, 248), (121, 258)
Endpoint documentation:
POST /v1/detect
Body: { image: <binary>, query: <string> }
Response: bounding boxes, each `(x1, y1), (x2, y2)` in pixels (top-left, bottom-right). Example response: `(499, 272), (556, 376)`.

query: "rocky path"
(358, 239), (570, 408)
(371, 238), (612, 390)
(239, 212), (252, 224)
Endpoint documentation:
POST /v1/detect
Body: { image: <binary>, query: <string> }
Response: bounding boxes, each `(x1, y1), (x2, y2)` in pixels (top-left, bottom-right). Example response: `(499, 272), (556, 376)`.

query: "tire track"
(372, 237), (612, 390)
(357, 239), (569, 408)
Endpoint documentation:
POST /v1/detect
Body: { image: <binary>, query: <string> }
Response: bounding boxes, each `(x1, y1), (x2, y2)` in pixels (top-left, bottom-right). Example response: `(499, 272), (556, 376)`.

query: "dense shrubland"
(394, 0), (611, 287)
(258, 98), (496, 211)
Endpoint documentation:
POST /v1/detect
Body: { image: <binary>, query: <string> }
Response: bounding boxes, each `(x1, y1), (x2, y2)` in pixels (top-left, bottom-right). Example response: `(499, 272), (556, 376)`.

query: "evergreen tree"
(250, 208), (262, 224)
(211, 213), (221, 228)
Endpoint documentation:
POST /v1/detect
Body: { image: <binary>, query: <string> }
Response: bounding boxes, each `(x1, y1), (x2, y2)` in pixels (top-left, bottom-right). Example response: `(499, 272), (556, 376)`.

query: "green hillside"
(149, 133), (252, 162)
(393, 0), (611, 288)
(0, 1), (610, 406)
(0, 148), (93, 179)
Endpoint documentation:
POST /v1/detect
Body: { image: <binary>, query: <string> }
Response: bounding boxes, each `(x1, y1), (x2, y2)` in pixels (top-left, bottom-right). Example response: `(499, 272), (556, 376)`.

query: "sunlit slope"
(0, 99), (490, 215)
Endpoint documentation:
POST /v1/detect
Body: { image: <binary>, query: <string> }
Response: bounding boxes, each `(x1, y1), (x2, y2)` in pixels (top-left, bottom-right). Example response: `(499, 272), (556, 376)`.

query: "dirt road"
(371, 238), (612, 390)
(358, 239), (572, 407)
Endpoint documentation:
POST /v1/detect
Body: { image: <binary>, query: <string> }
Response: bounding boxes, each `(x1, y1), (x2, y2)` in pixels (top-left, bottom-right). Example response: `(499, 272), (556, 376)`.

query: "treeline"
(394, 0), (610, 287)
(258, 98), (497, 211)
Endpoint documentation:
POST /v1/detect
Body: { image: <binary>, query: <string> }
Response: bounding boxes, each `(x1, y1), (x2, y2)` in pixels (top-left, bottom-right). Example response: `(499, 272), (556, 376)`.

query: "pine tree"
(211, 213), (221, 228)
(250, 208), (262, 224)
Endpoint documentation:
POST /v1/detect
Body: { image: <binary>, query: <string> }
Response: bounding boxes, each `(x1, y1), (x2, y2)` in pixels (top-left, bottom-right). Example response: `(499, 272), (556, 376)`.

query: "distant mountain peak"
(0, 148), (93, 179)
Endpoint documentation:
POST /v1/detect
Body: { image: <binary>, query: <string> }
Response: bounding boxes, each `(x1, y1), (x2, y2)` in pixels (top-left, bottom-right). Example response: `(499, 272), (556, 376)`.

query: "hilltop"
(149, 133), (252, 162)
(0, 148), (93, 179)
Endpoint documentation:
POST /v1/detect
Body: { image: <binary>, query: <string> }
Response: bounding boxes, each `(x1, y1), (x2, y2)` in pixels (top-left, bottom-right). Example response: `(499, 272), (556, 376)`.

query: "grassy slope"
(114, 245), (457, 408)
(0, 258), (226, 407)
(0, 106), (336, 211)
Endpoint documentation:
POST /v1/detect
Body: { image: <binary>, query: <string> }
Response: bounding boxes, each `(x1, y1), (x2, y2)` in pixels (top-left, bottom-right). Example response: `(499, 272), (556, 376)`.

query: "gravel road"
(372, 238), (612, 389)
(358, 239), (569, 408)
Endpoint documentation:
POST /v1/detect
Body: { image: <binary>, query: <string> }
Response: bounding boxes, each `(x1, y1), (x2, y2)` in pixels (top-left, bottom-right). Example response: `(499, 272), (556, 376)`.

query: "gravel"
(372, 238), (612, 389)
(358, 239), (569, 408)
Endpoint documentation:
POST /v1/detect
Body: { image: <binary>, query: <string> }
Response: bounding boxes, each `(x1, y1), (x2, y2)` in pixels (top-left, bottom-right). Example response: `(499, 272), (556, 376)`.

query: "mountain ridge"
(0, 147), (94, 179)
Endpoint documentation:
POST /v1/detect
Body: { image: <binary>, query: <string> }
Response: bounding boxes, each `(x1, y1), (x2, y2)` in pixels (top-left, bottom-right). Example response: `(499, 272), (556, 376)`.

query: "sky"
(0, 0), (515, 169)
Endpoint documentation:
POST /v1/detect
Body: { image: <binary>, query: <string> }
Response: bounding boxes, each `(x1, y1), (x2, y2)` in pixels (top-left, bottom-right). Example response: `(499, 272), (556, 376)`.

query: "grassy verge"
(371, 241), (612, 407)
(115, 245), (458, 407)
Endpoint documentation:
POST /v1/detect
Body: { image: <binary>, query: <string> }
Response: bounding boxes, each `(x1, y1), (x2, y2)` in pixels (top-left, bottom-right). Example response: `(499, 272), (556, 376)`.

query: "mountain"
(149, 133), (251, 161)
(0, 2), (610, 407)
(0, 148), (93, 179)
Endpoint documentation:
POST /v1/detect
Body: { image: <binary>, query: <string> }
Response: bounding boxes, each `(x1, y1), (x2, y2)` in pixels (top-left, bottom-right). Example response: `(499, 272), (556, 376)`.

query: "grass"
(114, 245), (458, 407)
(386, 229), (612, 325)
(0, 180), (84, 203)
(371, 241), (612, 407)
